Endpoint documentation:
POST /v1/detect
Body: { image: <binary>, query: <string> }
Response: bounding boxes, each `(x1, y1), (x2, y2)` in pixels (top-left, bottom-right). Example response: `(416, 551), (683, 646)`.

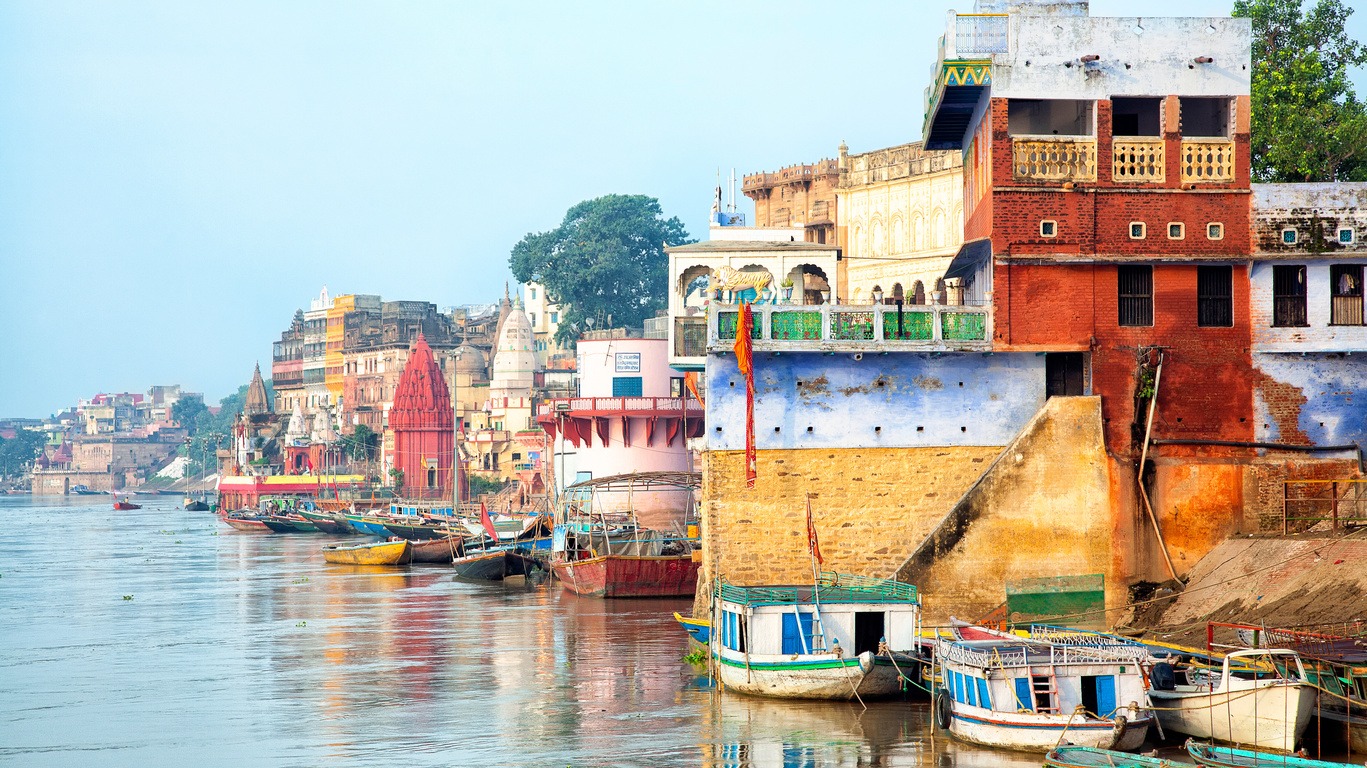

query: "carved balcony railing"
(709, 304), (991, 352)
(673, 316), (707, 359)
(1112, 137), (1165, 183)
(1012, 136), (1098, 183)
(952, 13), (1010, 56)
(1180, 139), (1236, 184)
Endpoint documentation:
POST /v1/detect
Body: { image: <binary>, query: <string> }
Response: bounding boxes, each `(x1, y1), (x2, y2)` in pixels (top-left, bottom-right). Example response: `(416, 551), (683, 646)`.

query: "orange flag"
(683, 371), (705, 409)
(734, 303), (756, 488)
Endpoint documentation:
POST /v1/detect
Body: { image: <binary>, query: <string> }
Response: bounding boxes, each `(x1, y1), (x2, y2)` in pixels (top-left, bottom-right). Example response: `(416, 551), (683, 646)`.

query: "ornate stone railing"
(951, 13), (1009, 56)
(1180, 139), (1236, 183)
(709, 303), (991, 352)
(1013, 136), (1098, 182)
(1112, 137), (1165, 183)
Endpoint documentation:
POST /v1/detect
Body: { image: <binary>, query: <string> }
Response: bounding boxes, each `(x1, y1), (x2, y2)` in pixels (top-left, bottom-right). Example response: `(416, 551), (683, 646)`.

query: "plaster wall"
(1252, 352), (1367, 449)
(704, 352), (1046, 451)
(989, 17), (1250, 102)
(1251, 262), (1367, 352)
(576, 338), (674, 397)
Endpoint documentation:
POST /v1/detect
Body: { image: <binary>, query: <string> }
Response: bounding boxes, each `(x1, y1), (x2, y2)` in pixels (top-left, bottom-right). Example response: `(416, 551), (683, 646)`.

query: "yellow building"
(836, 141), (965, 304)
(324, 294), (381, 407)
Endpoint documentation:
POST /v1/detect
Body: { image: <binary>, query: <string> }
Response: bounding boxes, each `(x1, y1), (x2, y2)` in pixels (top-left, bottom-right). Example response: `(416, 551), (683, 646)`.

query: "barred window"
(1117, 265), (1153, 327)
(1197, 265), (1233, 327)
(1272, 265), (1308, 327)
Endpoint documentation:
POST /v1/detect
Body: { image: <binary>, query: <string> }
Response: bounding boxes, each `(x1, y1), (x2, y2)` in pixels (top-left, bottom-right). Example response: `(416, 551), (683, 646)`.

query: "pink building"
(539, 335), (703, 526)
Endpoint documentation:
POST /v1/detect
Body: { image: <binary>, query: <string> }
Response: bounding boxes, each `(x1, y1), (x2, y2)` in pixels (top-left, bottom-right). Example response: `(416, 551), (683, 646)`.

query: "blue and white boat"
(712, 572), (923, 700)
(933, 624), (1153, 752)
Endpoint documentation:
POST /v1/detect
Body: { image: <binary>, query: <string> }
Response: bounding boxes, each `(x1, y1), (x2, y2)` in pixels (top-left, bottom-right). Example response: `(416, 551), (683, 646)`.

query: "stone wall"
(697, 444), (1003, 612)
(895, 396), (1119, 624)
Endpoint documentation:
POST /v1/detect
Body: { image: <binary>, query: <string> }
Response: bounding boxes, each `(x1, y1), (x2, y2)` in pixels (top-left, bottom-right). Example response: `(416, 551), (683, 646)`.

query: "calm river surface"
(0, 496), (1108, 766)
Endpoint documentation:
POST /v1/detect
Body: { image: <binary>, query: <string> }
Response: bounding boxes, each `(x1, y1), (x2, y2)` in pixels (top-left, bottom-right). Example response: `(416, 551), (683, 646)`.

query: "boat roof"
(719, 572), (918, 606)
(564, 470), (701, 492)
(939, 637), (1149, 667)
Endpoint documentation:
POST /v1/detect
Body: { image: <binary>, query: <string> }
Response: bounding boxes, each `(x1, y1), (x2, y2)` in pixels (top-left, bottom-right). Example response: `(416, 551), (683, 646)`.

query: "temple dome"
(453, 345), (488, 378)
(489, 299), (536, 402)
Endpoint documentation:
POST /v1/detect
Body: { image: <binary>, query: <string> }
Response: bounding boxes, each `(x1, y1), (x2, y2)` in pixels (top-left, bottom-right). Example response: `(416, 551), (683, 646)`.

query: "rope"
(1054, 705), (1085, 748)
(879, 640), (935, 695)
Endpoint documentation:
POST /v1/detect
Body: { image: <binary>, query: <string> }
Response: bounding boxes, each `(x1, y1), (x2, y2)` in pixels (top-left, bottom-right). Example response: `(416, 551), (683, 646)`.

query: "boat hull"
(1318, 706), (1367, 754)
(714, 650), (884, 700)
(184, 500), (210, 512)
(1186, 739), (1351, 768)
(674, 612), (711, 644)
(453, 549), (539, 580)
(222, 515), (270, 532)
(299, 511), (355, 535)
(1149, 682), (1315, 752)
(946, 700), (1152, 752)
(323, 540), (410, 565)
(1045, 746), (1173, 768)
(552, 555), (699, 598)
(408, 537), (463, 564)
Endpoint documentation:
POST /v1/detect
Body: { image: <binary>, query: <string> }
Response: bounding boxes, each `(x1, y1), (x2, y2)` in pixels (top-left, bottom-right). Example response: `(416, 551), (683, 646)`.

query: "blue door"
(781, 612), (814, 654)
(1014, 678), (1034, 711)
(1094, 675), (1117, 716)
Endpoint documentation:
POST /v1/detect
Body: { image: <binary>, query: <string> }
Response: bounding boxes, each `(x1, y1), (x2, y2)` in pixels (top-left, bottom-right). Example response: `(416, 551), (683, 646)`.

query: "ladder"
(1031, 666), (1061, 713)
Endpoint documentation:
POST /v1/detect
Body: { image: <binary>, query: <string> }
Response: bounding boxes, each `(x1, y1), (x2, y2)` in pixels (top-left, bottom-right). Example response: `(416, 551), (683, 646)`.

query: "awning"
(943, 238), (992, 281)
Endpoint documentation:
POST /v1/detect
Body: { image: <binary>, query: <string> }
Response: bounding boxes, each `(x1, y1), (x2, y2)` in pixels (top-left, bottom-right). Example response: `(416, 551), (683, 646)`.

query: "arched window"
(912, 280), (926, 305)
(891, 283), (905, 305)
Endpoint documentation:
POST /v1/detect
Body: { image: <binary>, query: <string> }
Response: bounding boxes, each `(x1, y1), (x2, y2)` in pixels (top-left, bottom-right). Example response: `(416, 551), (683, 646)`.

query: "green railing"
(718, 572), (919, 606)
(882, 311), (933, 341)
(831, 311), (875, 340)
(942, 311), (987, 341)
(717, 311), (763, 341)
(770, 310), (821, 340)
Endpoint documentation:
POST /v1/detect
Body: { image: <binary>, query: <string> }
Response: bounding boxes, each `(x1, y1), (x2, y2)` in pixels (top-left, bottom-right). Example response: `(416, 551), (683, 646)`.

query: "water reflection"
(0, 496), (1065, 766)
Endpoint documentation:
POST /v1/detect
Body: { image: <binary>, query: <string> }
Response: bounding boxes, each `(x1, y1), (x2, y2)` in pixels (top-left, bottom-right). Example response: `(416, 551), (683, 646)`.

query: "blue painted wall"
(705, 351), (1047, 450)
(1253, 353), (1367, 449)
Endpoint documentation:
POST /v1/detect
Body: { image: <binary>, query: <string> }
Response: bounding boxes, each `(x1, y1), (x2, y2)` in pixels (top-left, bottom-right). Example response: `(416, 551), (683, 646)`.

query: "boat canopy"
(718, 572), (919, 606)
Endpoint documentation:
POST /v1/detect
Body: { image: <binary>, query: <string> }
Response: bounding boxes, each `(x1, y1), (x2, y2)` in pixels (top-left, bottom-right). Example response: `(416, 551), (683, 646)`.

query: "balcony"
(673, 316), (707, 359)
(541, 397), (704, 417)
(1180, 139), (1236, 184)
(1013, 137), (1097, 183)
(708, 304), (991, 353)
(1112, 138), (1165, 184)
(951, 13), (1009, 56)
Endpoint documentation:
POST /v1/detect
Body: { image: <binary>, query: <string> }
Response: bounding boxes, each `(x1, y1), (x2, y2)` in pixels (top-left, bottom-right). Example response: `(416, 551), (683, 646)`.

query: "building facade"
(836, 141), (965, 304)
(742, 159), (839, 245)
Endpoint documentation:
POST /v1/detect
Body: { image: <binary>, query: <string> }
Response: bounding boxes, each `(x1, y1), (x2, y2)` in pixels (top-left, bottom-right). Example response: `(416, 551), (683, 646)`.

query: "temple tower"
(389, 333), (455, 498)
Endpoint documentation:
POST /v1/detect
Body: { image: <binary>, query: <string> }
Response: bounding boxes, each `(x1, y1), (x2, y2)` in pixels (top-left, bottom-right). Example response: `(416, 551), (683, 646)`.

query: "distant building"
(743, 159), (839, 245)
(523, 281), (571, 369)
(389, 333), (457, 500)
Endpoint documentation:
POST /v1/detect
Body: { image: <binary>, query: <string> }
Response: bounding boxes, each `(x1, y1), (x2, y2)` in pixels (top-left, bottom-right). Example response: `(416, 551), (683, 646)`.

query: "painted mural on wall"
(705, 351), (1047, 451)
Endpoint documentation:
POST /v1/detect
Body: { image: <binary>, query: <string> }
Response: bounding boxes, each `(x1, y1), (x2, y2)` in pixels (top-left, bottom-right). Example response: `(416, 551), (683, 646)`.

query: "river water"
(0, 495), (1258, 767)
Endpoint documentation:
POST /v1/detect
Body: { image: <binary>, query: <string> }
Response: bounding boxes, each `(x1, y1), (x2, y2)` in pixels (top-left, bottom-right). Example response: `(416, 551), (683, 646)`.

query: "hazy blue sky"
(1, 1), (1364, 417)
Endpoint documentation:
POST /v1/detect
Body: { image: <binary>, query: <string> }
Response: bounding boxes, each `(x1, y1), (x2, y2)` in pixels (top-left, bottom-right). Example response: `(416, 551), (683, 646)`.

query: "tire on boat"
(933, 689), (952, 731)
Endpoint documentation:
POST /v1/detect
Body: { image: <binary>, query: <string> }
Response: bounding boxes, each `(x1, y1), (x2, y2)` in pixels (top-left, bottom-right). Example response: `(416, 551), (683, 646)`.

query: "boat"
(184, 499), (211, 512)
(552, 523), (699, 598)
(382, 518), (455, 540)
(1319, 706), (1367, 754)
(260, 516), (298, 533)
(113, 499), (141, 510)
(711, 572), (925, 701)
(220, 510), (271, 532)
(407, 536), (465, 564)
(452, 546), (542, 580)
(932, 624), (1153, 751)
(1146, 648), (1317, 752)
(298, 509), (357, 536)
(322, 539), (410, 566)
(1186, 739), (1358, 768)
(344, 513), (396, 537)
(674, 612), (711, 644)
(1044, 746), (1181, 768)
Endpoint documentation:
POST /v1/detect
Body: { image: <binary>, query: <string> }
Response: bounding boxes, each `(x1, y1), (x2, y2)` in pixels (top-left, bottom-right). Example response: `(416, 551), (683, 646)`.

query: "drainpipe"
(1137, 354), (1180, 582)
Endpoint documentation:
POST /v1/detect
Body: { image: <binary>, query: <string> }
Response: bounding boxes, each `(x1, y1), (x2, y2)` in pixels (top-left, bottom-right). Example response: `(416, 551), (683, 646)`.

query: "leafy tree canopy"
(508, 194), (693, 345)
(0, 429), (48, 478)
(171, 396), (209, 435)
(1236, 0), (1367, 181)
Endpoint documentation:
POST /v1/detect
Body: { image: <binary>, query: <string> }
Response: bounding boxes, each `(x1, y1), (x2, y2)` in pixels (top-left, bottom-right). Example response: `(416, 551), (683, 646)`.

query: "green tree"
(1235, 0), (1367, 181)
(0, 430), (47, 478)
(348, 424), (378, 461)
(171, 396), (209, 434)
(508, 194), (693, 345)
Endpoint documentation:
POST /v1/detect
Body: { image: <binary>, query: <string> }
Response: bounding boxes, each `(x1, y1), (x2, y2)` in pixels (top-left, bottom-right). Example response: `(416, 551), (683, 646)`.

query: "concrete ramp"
(894, 396), (1116, 624)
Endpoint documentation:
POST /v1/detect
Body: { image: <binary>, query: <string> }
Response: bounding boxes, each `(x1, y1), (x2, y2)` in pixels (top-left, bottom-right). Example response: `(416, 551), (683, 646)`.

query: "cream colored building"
(521, 282), (570, 368)
(836, 141), (965, 305)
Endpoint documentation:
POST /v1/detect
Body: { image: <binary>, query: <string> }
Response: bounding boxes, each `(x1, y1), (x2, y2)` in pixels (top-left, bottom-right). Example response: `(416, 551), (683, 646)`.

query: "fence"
(1282, 479), (1367, 534)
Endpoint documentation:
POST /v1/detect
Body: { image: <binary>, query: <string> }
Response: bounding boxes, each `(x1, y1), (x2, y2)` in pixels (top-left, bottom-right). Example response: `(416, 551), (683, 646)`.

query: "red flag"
(480, 502), (499, 541)
(733, 303), (756, 488)
(806, 494), (824, 565)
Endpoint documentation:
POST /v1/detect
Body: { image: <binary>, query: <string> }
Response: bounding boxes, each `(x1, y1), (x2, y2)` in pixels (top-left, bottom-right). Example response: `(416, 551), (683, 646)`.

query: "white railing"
(950, 13), (1009, 57)
(545, 397), (703, 414)
(936, 638), (1149, 671)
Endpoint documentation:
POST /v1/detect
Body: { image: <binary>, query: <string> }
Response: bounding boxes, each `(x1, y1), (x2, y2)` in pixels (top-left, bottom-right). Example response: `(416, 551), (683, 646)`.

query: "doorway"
(1045, 352), (1085, 398)
(854, 611), (885, 655)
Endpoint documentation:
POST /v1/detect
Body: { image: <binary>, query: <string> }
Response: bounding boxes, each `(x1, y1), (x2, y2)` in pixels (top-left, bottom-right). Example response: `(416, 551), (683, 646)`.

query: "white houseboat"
(712, 572), (923, 700)
(933, 627), (1153, 752)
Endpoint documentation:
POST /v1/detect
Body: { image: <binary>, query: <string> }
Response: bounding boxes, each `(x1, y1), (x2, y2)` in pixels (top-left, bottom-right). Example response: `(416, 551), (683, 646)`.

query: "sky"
(1, 1), (1364, 417)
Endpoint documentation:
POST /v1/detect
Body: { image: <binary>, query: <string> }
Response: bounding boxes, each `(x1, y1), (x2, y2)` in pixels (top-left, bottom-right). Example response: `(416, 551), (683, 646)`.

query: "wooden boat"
(452, 547), (541, 580)
(1147, 648), (1316, 752)
(113, 499), (141, 510)
(221, 511), (270, 532)
(553, 553), (699, 598)
(298, 510), (356, 535)
(711, 572), (925, 701)
(1186, 739), (1357, 768)
(1045, 746), (1181, 768)
(344, 514), (395, 537)
(183, 498), (211, 512)
(933, 625), (1153, 751)
(383, 519), (453, 540)
(1318, 706), (1367, 755)
(322, 539), (410, 566)
(407, 536), (464, 564)
(260, 516), (297, 533)
(674, 612), (711, 644)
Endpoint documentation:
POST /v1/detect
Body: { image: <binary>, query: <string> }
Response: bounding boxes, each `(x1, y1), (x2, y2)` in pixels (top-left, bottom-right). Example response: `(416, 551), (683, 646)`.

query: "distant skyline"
(2, 1), (1364, 417)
